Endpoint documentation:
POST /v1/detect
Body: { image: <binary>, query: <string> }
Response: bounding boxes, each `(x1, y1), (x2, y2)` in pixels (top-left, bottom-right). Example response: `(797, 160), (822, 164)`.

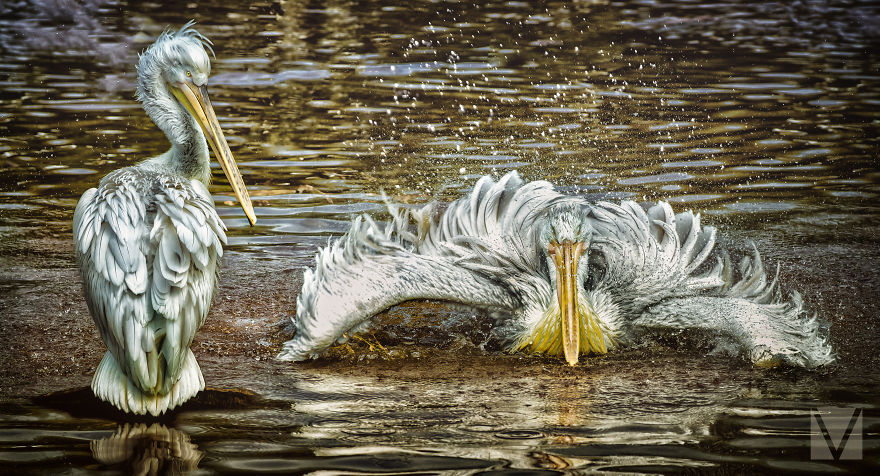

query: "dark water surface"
(1, 0), (879, 473)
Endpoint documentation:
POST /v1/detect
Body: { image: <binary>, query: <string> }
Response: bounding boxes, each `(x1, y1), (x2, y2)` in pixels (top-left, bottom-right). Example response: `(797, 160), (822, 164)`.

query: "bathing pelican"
(73, 22), (256, 415)
(280, 171), (833, 368)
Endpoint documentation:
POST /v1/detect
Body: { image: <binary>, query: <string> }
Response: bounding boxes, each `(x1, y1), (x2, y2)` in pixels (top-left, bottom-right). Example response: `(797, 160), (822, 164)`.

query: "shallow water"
(1, 0), (879, 473)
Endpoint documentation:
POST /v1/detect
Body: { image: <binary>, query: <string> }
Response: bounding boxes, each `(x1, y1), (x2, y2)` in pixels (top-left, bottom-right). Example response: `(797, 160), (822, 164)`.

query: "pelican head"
(515, 202), (614, 365)
(136, 21), (256, 225)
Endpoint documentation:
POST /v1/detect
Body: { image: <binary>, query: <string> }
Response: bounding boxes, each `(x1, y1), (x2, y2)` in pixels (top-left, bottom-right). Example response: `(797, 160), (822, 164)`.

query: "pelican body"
(280, 172), (833, 368)
(73, 22), (256, 415)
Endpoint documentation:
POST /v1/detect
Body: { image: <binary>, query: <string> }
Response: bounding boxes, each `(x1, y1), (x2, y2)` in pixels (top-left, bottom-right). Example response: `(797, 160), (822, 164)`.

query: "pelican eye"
(186, 70), (192, 78)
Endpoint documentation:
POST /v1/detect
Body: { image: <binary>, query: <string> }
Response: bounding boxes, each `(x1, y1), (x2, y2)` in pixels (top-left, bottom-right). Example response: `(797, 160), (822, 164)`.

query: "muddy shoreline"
(2, 212), (879, 402)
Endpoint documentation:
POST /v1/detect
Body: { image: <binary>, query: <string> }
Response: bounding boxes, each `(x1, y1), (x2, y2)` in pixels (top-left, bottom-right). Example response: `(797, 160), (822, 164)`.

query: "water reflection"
(91, 423), (202, 475)
(0, 355), (875, 472)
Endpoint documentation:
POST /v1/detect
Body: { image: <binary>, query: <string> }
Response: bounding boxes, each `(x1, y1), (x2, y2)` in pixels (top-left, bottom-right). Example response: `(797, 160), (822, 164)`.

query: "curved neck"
(136, 64), (211, 185)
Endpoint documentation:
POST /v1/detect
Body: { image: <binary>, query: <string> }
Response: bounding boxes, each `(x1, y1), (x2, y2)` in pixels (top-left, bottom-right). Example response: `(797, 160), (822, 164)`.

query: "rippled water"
(1, 0), (879, 473)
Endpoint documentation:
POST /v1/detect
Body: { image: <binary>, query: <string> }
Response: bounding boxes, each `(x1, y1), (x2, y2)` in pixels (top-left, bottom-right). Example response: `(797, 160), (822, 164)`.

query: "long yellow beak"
(172, 82), (257, 226)
(549, 241), (586, 366)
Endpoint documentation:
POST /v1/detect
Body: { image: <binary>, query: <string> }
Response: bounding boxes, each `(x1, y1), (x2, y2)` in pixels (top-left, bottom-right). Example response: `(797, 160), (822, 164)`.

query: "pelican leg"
(351, 333), (391, 358)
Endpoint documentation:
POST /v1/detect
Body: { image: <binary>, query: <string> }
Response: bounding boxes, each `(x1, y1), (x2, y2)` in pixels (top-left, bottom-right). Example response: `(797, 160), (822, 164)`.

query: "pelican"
(73, 22), (256, 416)
(279, 171), (833, 368)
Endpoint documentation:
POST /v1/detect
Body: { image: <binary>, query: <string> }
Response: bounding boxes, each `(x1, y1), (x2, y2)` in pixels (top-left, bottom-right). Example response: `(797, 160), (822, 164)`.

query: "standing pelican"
(73, 22), (256, 416)
(280, 171), (833, 368)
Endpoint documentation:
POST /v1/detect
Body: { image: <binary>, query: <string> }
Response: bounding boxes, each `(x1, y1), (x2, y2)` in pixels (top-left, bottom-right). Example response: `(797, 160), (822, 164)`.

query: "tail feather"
(92, 350), (204, 416)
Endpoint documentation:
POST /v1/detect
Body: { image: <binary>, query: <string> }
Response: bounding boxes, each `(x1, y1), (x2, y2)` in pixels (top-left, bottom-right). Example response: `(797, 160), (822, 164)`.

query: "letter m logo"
(811, 406), (862, 460)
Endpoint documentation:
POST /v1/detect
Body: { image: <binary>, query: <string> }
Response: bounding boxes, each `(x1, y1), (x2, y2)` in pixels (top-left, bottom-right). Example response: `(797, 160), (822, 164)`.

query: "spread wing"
(280, 171), (563, 361)
(584, 200), (723, 315)
(415, 171), (565, 256)
(73, 169), (226, 397)
(582, 201), (833, 367)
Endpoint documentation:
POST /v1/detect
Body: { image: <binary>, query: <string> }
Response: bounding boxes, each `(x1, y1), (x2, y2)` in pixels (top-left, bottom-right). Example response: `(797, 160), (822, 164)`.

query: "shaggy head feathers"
(136, 20), (214, 101)
(539, 202), (593, 247)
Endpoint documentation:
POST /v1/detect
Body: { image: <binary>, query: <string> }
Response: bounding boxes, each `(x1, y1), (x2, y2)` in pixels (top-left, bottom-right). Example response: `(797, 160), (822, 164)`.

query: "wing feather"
(75, 169), (224, 399)
(282, 171), (556, 361)
(586, 199), (721, 315)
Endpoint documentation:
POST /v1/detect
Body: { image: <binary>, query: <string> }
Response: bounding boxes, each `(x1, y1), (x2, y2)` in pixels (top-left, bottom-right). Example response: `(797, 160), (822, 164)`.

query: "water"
(1, 0), (879, 473)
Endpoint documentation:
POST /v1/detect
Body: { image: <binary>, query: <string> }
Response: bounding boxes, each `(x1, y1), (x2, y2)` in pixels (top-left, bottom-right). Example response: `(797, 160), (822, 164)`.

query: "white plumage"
(74, 172), (223, 415)
(280, 171), (833, 368)
(74, 22), (254, 415)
